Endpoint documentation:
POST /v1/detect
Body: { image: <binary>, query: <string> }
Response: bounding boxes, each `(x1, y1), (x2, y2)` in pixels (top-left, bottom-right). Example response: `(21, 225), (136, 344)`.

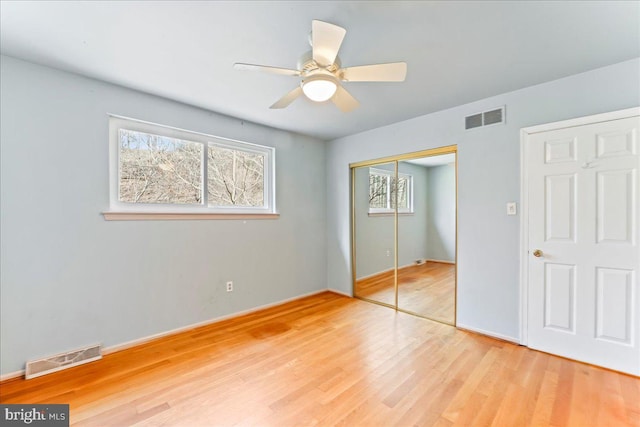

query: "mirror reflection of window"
(368, 168), (413, 214)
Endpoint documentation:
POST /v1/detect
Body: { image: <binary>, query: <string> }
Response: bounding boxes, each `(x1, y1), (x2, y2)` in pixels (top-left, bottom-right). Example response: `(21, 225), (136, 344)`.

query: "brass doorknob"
(533, 249), (543, 258)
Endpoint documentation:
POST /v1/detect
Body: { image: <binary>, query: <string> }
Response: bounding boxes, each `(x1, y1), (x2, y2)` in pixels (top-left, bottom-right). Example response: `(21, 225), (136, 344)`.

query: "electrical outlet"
(386, 249), (391, 257)
(507, 202), (517, 216)
(226, 281), (233, 292)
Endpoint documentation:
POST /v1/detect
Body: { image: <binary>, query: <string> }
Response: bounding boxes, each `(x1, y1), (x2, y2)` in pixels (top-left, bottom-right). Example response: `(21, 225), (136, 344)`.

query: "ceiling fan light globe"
(302, 78), (337, 102)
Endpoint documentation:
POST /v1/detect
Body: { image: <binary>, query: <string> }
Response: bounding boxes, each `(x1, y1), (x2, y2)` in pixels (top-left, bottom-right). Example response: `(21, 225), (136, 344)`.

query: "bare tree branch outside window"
(369, 170), (410, 211)
(207, 146), (264, 207)
(369, 173), (388, 208)
(391, 176), (408, 210)
(118, 129), (266, 208)
(119, 129), (202, 204)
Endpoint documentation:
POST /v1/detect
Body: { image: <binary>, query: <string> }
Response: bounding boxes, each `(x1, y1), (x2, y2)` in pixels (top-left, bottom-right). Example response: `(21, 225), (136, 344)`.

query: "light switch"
(507, 202), (517, 216)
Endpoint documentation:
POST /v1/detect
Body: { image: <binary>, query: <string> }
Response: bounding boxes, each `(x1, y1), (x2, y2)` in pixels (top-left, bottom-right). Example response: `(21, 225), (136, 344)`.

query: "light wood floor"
(1, 292), (638, 426)
(355, 262), (455, 324)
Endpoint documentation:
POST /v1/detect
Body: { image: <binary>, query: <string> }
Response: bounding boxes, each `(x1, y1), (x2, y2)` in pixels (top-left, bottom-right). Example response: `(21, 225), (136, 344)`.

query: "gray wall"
(426, 165), (456, 262)
(354, 162), (428, 279)
(0, 56), (327, 375)
(326, 58), (640, 341)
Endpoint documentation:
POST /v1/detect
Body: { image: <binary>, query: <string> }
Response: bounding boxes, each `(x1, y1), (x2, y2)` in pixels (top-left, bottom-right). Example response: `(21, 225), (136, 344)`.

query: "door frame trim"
(519, 106), (640, 346)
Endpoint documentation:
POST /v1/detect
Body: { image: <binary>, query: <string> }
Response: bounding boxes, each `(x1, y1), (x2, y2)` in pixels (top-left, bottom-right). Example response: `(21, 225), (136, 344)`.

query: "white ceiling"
(1, 1), (638, 141)
(406, 153), (456, 167)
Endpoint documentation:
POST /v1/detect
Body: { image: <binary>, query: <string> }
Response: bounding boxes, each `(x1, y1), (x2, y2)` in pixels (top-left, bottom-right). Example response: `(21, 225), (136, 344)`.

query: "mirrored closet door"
(353, 162), (397, 307)
(352, 148), (457, 325)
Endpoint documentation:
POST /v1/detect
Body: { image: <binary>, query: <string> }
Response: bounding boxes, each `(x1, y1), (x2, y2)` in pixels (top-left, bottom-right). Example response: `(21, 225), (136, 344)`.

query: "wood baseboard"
(426, 259), (455, 264)
(0, 370), (24, 382)
(327, 288), (352, 297)
(456, 323), (520, 344)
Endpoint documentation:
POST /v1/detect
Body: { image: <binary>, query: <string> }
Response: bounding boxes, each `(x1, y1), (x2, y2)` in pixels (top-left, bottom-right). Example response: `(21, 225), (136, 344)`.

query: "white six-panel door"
(523, 110), (639, 375)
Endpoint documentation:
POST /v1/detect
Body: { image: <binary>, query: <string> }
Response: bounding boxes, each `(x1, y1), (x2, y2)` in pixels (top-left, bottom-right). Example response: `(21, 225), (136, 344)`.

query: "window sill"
(102, 212), (280, 221)
(368, 212), (415, 217)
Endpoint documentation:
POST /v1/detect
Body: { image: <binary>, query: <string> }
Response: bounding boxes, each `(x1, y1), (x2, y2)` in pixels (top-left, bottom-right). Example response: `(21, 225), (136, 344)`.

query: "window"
(119, 129), (203, 205)
(108, 116), (275, 217)
(369, 168), (413, 214)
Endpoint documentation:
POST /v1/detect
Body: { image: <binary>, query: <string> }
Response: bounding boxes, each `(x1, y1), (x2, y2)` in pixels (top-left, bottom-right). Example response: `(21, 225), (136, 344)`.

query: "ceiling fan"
(234, 20), (407, 112)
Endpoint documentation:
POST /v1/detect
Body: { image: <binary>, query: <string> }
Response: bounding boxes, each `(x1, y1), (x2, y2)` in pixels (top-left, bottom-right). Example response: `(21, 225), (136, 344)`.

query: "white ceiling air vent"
(465, 106), (506, 130)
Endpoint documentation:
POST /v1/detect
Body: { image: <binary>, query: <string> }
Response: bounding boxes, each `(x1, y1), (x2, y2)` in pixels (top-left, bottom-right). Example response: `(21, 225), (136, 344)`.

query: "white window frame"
(368, 168), (413, 214)
(105, 115), (276, 219)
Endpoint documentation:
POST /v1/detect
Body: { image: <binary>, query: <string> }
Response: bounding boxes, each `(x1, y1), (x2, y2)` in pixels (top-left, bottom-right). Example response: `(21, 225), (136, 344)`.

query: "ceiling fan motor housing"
(297, 51), (341, 75)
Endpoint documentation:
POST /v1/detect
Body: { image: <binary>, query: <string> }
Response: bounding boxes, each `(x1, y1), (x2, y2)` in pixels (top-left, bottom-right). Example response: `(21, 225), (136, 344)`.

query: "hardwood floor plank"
(619, 372), (640, 426)
(549, 358), (575, 427)
(442, 346), (500, 423)
(1, 292), (638, 426)
(528, 368), (558, 426)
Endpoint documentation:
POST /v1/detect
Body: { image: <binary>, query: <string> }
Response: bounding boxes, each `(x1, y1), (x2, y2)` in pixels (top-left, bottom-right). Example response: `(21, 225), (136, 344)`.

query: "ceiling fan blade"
(312, 20), (346, 67)
(270, 86), (303, 109)
(340, 62), (407, 82)
(331, 85), (359, 112)
(234, 63), (300, 77)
